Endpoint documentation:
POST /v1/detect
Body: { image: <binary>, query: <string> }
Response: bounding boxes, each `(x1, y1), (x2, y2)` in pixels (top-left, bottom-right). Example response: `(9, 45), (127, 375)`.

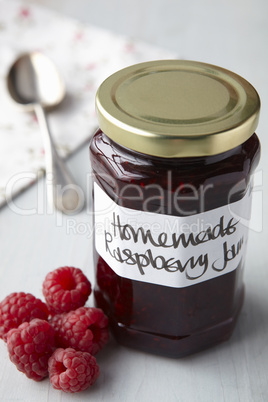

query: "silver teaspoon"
(7, 51), (84, 214)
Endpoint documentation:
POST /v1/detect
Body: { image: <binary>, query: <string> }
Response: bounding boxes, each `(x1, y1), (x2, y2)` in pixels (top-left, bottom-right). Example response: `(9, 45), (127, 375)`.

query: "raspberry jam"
(90, 61), (261, 357)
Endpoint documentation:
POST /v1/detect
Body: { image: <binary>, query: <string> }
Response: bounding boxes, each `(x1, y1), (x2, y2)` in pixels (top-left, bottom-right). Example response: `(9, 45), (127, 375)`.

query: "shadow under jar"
(89, 60), (261, 358)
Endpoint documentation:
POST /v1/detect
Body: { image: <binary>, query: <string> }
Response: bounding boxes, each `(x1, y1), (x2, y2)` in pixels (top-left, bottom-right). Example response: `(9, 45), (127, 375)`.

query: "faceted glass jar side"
(89, 129), (260, 357)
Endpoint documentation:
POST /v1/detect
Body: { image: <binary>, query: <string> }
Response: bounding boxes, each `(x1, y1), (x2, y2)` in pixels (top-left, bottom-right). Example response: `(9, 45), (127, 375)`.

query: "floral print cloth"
(0, 0), (175, 208)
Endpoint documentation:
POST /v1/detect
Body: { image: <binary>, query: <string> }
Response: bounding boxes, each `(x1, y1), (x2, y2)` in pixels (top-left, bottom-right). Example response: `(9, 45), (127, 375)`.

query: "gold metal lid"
(96, 60), (260, 157)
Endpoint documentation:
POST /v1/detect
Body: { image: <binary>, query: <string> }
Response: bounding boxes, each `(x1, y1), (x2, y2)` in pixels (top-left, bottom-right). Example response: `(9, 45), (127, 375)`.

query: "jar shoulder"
(89, 130), (260, 184)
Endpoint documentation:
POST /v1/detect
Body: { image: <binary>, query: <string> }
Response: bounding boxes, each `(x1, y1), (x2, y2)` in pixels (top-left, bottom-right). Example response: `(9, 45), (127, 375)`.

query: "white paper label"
(94, 183), (252, 288)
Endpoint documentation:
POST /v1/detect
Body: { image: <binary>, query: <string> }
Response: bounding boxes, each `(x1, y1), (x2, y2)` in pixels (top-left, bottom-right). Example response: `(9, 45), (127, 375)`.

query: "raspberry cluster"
(0, 266), (109, 393)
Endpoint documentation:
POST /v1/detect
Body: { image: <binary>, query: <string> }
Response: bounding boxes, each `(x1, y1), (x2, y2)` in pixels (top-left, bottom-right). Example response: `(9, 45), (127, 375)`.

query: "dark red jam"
(89, 129), (260, 357)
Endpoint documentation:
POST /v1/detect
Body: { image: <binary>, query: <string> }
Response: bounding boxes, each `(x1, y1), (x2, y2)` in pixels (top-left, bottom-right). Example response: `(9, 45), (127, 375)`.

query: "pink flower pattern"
(18, 7), (30, 18)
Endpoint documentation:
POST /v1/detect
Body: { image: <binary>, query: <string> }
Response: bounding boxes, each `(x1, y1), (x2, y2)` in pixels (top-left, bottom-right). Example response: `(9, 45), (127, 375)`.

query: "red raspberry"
(0, 292), (49, 342)
(48, 348), (99, 393)
(42, 266), (92, 314)
(51, 307), (109, 355)
(7, 318), (55, 381)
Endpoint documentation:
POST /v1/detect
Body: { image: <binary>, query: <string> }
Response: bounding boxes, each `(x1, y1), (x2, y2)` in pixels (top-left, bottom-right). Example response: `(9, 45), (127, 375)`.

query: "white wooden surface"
(1, 1), (268, 401)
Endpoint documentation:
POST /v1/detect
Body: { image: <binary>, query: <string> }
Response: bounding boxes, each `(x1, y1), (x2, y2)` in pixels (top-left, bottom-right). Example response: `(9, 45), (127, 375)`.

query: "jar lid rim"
(96, 60), (260, 157)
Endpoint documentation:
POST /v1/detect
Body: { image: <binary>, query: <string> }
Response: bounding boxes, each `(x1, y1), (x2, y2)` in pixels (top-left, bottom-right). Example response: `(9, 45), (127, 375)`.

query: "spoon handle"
(35, 104), (84, 214)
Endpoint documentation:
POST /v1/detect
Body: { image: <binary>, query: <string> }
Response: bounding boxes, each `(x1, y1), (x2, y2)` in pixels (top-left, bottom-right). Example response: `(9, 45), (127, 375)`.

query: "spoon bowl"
(7, 52), (66, 110)
(7, 52), (84, 214)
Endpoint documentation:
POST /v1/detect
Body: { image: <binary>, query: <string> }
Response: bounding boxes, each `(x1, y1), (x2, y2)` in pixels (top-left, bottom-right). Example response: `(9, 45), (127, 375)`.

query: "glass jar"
(89, 60), (260, 357)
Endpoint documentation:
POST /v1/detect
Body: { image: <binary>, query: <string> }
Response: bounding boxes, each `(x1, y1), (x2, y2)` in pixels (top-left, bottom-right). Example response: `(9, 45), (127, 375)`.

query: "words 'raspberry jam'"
(89, 60), (260, 357)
